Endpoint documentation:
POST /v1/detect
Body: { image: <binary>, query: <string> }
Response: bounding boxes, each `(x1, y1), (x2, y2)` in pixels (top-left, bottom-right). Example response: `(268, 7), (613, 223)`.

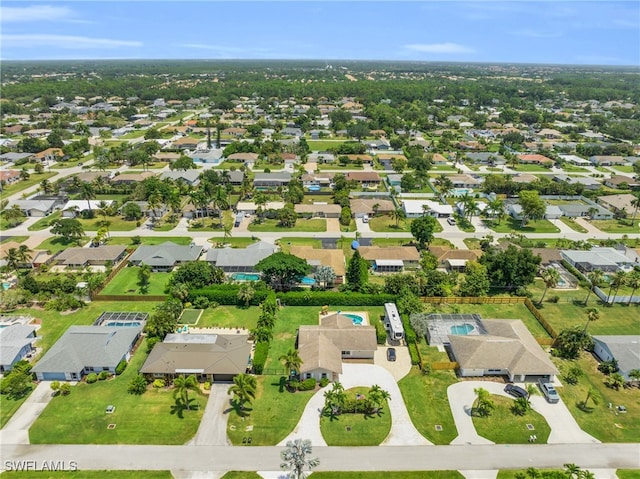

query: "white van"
(362, 215), (370, 223)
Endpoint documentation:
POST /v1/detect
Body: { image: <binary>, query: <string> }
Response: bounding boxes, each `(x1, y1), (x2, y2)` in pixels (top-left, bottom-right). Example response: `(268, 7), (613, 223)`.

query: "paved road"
(1, 443), (638, 472)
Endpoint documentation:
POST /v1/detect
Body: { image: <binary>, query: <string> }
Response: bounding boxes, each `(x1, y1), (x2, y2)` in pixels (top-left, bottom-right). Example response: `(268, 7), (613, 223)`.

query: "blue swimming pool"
(2, 282), (10, 291)
(344, 313), (364, 325)
(301, 276), (316, 285)
(450, 323), (475, 335)
(232, 273), (261, 282)
(450, 188), (473, 196)
(307, 185), (321, 191)
(106, 321), (141, 327)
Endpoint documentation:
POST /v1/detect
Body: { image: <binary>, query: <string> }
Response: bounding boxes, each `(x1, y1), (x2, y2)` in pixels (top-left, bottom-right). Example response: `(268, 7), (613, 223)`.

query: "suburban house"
(537, 128), (563, 140)
(154, 152), (181, 163)
(558, 154), (591, 166)
(32, 325), (143, 381)
(227, 152), (259, 166)
(589, 155), (627, 166)
(508, 203), (562, 220)
(350, 198), (395, 218)
(464, 152), (506, 165)
(561, 247), (638, 273)
(222, 127), (247, 138)
(128, 242), (203, 272)
(344, 154), (374, 166)
(357, 246), (421, 272)
(0, 170), (21, 185)
(429, 246), (482, 272)
(402, 199), (453, 218)
(140, 333), (252, 382)
(189, 149), (224, 165)
(172, 137), (200, 150)
(159, 169), (201, 186)
(62, 200), (113, 218)
(448, 174), (482, 189)
(0, 152), (33, 163)
(235, 201), (285, 215)
(308, 152), (336, 164)
(592, 335), (640, 382)
(206, 241), (277, 273)
(346, 172), (381, 188)
(294, 203), (341, 218)
(447, 319), (559, 382)
(54, 245), (128, 269)
(518, 154), (555, 166)
(604, 175), (640, 190)
(511, 173), (539, 185)
(289, 246), (346, 285)
(8, 198), (63, 217)
(33, 148), (65, 163)
(0, 324), (38, 373)
(253, 171), (291, 188)
(121, 200), (167, 218)
(301, 173), (334, 189)
(597, 194), (639, 215)
(552, 175), (602, 191)
(111, 172), (155, 185)
(296, 312), (377, 381)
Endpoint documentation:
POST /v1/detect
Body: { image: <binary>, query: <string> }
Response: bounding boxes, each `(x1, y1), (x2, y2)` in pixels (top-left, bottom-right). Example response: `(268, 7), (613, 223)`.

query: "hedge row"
(408, 342), (420, 366)
(189, 285), (271, 306)
(276, 291), (397, 306)
(373, 320), (387, 345)
(561, 260), (587, 283)
(252, 341), (270, 374)
(401, 314), (418, 344)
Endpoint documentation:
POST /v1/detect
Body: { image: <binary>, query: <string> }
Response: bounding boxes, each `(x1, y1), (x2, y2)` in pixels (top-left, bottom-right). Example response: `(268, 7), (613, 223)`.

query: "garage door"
(42, 372), (66, 381)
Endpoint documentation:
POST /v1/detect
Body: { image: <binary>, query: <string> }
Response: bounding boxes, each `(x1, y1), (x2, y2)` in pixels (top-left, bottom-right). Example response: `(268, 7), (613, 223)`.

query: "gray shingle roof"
(0, 325), (36, 367)
(129, 242), (203, 267)
(592, 335), (640, 377)
(206, 241), (276, 268)
(55, 245), (126, 266)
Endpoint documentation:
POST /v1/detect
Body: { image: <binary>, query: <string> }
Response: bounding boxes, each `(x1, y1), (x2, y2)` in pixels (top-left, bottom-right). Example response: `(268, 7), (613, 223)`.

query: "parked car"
(504, 383), (529, 399)
(362, 215), (370, 223)
(447, 217), (456, 225)
(538, 379), (560, 403)
(386, 347), (396, 361)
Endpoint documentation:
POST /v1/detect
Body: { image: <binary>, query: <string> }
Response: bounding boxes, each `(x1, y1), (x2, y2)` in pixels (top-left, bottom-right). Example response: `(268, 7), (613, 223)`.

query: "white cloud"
(1, 5), (78, 23)
(404, 43), (474, 54)
(2, 34), (142, 49)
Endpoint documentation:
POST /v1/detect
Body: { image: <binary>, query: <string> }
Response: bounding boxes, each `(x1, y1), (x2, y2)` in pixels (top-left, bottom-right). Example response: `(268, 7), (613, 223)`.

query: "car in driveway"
(386, 347), (396, 361)
(538, 379), (560, 403)
(504, 383), (529, 399)
(447, 217), (457, 225)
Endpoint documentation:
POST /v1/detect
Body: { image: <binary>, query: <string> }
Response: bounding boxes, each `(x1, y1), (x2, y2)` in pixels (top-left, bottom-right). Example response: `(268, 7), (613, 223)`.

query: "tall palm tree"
(323, 381), (346, 416)
(16, 245), (33, 268)
(147, 193), (163, 220)
(391, 207), (406, 228)
(279, 349), (303, 382)
(80, 183), (96, 212)
(227, 373), (257, 410)
(367, 384), (391, 414)
(173, 374), (200, 410)
(583, 307), (600, 334)
(486, 198), (505, 224)
(280, 438), (320, 479)
(3, 205), (26, 227)
(628, 192), (640, 227)
(584, 270), (604, 306)
(626, 270), (640, 306)
(5, 248), (20, 272)
(607, 270), (627, 304)
(538, 267), (560, 305)
(213, 186), (229, 228)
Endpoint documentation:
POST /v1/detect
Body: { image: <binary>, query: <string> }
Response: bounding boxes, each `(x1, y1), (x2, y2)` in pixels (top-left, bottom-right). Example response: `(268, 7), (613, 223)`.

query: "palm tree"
(189, 191), (207, 219)
(391, 207), (405, 228)
(213, 186), (229, 228)
(80, 183), (96, 212)
(584, 270), (604, 306)
(5, 248), (20, 272)
(583, 307), (600, 334)
(587, 207), (598, 219)
(434, 174), (453, 197)
(237, 282), (255, 307)
(227, 373), (257, 410)
(486, 198), (505, 224)
(3, 205), (26, 227)
(367, 384), (391, 414)
(626, 269), (640, 306)
(323, 381), (346, 416)
(280, 438), (320, 479)
(279, 349), (303, 382)
(96, 200), (110, 221)
(473, 387), (495, 417)
(582, 387), (599, 410)
(628, 192), (640, 226)
(16, 245), (33, 268)
(564, 464), (581, 479)
(147, 193), (163, 221)
(372, 203), (380, 217)
(537, 267), (560, 305)
(607, 270), (627, 304)
(173, 374), (199, 410)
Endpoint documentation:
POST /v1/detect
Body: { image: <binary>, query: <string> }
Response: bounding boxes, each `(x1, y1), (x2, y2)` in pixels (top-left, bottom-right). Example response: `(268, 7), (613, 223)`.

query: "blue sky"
(1, 1), (639, 65)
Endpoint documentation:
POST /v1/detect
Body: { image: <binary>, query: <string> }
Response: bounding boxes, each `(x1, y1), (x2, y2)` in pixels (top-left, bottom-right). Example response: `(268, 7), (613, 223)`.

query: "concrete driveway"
(0, 381), (57, 445)
(279, 363), (431, 447)
(373, 345), (412, 382)
(447, 381), (599, 446)
(325, 218), (341, 233)
(188, 384), (231, 446)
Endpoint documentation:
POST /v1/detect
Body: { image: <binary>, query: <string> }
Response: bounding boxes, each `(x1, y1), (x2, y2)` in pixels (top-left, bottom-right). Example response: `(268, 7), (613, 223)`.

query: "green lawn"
(497, 470), (568, 479)
(472, 395), (551, 444)
(0, 171), (57, 199)
(0, 384), (34, 428)
(30, 339), (204, 444)
(0, 235), (29, 244)
(528, 280), (640, 336)
(50, 158), (86, 169)
(588, 219), (640, 234)
(320, 388), (391, 446)
(35, 236), (89, 253)
(553, 353), (640, 442)
(398, 367), (458, 445)
(2, 473), (173, 479)
(248, 219), (326, 233)
(559, 216), (588, 233)
(340, 219), (357, 232)
(77, 216), (138, 231)
(559, 164), (590, 173)
(226, 375), (315, 445)
(221, 473), (263, 479)
(368, 215), (412, 233)
(489, 217), (560, 234)
(197, 305), (260, 330)
(424, 302), (551, 340)
(27, 211), (61, 231)
(277, 237), (323, 253)
(104, 236), (193, 246)
(463, 238), (482, 249)
(312, 473), (465, 479)
(99, 266), (170, 296)
(307, 140), (349, 151)
(179, 309), (203, 325)
(617, 471), (640, 479)
(512, 164), (554, 172)
(611, 165), (635, 173)
(208, 237), (259, 248)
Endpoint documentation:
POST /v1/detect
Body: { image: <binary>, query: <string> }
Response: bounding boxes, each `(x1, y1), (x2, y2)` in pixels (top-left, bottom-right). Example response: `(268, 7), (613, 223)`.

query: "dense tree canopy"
(255, 252), (310, 292)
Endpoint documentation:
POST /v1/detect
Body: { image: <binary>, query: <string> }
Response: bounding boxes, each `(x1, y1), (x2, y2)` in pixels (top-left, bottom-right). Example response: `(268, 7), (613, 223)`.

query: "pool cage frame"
(93, 311), (150, 326)
(424, 313), (487, 347)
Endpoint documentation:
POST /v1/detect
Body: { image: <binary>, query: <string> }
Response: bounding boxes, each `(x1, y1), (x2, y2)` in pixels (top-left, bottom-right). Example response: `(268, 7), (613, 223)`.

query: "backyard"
(99, 266), (170, 296)
(104, 236), (193, 247)
(35, 236), (89, 254)
(0, 171), (57, 199)
(30, 338), (204, 445)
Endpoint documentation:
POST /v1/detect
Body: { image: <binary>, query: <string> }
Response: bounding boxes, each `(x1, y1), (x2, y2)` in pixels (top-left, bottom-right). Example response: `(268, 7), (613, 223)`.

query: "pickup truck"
(538, 379), (560, 403)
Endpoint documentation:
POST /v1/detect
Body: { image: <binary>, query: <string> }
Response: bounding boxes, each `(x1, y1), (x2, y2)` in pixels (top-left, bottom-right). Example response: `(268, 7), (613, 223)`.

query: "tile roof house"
(172, 137), (200, 149)
(297, 313), (377, 381)
(32, 325), (142, 381)
(289, 246), (346, 284)
(358, 246), (420, 272)
(0, 170), (21, 185)
(428, 246), (482, 271)
(589, 155), (627, 166)
(604, 175), (640, 190)
(206, 241), (277, 273)
(227, 152), (259, 164)
(129, 241), (203, 272)
(346, 171), (381, 186)
(110, 172), (155, 185)
(448, 174), (482, 188)
(140, 333), (252, 382)
(349, 198), (395, 218)
(518, 154), (555, 165)
(0, 324), (37, 373)
(592, 336), (640, 382)
(55, 245), (127, 268)
(294, 203), (341, 218)
(33, 148), (65, 163)
(597, 194), (639, 214)
(449, 319), (559, 381)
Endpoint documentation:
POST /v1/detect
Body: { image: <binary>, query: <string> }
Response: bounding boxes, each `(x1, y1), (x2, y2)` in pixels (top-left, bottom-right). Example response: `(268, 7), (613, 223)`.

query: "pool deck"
(319, 310), (370, 326)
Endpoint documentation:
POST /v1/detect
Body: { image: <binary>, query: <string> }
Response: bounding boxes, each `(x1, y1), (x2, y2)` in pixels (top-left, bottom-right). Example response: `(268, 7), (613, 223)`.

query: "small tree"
(59, 382), (71, 396)
(473, 387), (495, 417)
(279, 349), (303, 383)
(137, 264), (151, 293)
(50, 380), (61, 395)
(227, 373), (257, 410)
(537, 267), (560, 306)
(315, 265), (336, 289)
(346, 249), (368, 292)
(511, 397), (530, 416)
(280, 438), (320, 479)
(605, 373), (626, 390)
(237, 282), (256, 307)
(128, 374), (148, 395)
(173, 374), (200, 410)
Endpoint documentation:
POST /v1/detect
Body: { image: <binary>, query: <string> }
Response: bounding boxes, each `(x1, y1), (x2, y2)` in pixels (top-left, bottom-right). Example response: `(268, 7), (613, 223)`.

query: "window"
(341, 351), (351, 356)
(305, 373), (312, 379)
(321, 373), (327, 379)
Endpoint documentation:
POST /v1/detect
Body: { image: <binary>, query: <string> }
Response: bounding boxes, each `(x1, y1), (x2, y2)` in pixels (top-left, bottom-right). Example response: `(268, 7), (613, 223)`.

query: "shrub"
(86, 373), (98, 384)
(374, 320), (387, 345)
(203, 381), (211, 390)
(127, 375), (148, 395)
(548, 295), (560, 303)
(146, 337), (160, 353)
(50, 381), (60, 394)
(401, 314), (417, 344)
(98, 371), (111, 381)
(319, 377), (330, 387)
(511, 397), (530, 416)
(59, 383), (71, 396)
(191, 296), (210, 309)
(598, 359), (618, 375)
(277, 291), (396, 306)
(421, 362), (432, 375)
(288, 379), (300, 390)
(297, 378), (317, 391)
(408, 342), (420, 365)
(252, 341), (270, 374)
(153, 379), (166, 388)
(115, 360), (127, 375)
(132, 236), (142, 245)
(189, 284), (270, 306)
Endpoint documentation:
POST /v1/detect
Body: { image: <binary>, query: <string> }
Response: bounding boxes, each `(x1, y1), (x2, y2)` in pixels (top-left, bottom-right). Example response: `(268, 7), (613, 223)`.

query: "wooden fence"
(90, 249), (134, 299)
(523, 298), (558, 340)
